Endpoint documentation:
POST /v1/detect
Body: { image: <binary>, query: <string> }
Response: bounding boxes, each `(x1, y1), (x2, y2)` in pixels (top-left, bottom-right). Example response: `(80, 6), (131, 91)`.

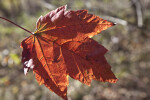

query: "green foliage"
(10, 53), (20, 65)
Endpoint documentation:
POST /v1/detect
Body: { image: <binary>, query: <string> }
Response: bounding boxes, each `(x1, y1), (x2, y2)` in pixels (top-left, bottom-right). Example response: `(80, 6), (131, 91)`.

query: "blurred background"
(0, 0), (150, 100)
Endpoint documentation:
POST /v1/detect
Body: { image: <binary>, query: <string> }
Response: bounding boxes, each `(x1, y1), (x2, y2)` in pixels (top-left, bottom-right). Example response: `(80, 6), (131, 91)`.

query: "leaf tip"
(113, 22), (117, 25)
(108, 78), (118, 83)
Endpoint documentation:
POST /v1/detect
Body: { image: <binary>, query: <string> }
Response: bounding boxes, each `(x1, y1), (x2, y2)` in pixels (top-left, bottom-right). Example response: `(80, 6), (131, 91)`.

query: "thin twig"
(0, 16), (33, 34)
(101, 15), (128, 26)
(39, 1), (56, 10)
(132, 0), (143, 27)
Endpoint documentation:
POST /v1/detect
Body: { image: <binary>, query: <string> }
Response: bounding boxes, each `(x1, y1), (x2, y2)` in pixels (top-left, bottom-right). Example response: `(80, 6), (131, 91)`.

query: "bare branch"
(101, 15), (128, 26)
(132, 0), (143, 27)
(39, 1), (56, 10)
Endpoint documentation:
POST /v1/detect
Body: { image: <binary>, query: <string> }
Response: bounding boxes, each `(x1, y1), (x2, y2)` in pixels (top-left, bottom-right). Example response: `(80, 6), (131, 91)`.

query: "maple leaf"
(21, 5), (118, 100)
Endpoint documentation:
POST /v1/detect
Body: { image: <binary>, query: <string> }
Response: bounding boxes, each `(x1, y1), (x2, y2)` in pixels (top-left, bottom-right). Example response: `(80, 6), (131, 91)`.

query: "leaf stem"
(0, 16), (33, 34)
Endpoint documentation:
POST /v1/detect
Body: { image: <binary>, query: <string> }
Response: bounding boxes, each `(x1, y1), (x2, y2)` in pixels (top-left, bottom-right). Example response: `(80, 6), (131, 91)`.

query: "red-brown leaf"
(21, 5), (118, 100)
